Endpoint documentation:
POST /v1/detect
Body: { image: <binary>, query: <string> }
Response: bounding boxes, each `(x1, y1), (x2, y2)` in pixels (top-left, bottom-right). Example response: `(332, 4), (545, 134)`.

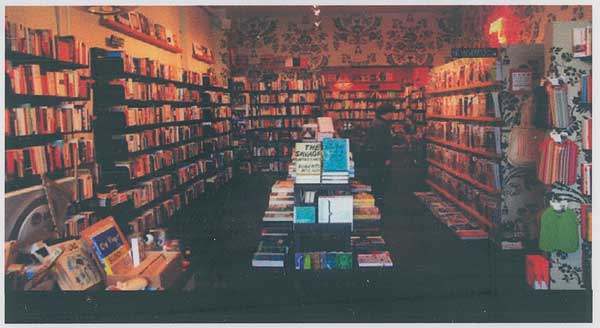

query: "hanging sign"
(451, 48), (499, 58)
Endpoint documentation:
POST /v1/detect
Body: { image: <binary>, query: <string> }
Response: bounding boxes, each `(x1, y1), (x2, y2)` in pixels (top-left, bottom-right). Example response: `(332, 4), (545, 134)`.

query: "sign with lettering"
(451, 48), (499, 58)
(295, 142), (322, 176)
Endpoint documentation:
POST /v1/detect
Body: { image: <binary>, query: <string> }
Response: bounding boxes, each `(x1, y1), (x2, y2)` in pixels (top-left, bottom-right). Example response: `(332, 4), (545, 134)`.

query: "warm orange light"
(489, 17), (507, 46)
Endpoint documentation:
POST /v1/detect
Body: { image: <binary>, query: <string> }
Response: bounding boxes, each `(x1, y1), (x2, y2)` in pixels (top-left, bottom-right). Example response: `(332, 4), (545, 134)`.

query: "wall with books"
(6, 6), (228, 85)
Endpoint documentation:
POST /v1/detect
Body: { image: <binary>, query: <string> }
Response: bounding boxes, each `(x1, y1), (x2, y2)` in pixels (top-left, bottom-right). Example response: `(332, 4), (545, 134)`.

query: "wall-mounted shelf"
(6, 51), (89, 70)
(427, 159), (500, 195)
(192, 53), (215, 64)
(427, 81), (503, 96)
(426, 137), (502, 160)
(426, 179), (494, 229)
(99, 18), (183, 53)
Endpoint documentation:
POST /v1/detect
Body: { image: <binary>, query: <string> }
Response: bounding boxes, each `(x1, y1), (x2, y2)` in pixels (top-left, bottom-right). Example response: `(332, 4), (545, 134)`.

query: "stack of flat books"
(263, 180), (294, 222)
(322, 138), (350, 184)
(357, 251), (394, 268)
(252, 237), (289, 268)
(317, 117), (334, 141)
(353, 192), (381, 222)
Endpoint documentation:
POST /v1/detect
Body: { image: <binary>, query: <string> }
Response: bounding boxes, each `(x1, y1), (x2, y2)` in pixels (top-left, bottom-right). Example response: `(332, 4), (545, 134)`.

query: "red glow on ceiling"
(486, 6), (521, 47)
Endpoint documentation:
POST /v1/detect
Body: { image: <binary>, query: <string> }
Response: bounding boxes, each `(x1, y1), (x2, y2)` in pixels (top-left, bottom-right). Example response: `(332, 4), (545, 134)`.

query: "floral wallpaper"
(543, 34), (592, 290)
(229, 10), (463, 71)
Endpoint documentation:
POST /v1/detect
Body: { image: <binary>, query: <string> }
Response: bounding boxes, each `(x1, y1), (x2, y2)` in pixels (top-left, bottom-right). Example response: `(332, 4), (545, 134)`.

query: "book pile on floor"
(414, 192), (488, 240)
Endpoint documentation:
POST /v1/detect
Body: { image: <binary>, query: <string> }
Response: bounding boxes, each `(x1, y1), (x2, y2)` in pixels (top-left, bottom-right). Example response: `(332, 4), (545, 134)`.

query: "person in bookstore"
(366, 103), (394, 203)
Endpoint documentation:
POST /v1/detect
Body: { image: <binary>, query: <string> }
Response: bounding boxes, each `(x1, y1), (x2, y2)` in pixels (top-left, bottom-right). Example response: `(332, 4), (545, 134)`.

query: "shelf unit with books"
(423, 57), (505, 235)
(5, 25), (97, 203)
(99, 16), (183, 53)
(91, 47), (234, 235)
(245, 75), (322, 173)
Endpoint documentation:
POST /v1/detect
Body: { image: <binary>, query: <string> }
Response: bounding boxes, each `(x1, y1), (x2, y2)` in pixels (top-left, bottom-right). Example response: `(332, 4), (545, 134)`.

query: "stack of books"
(353, 193), (381, 222)
(263, 180), (294, 222)
(321, 138), (350, 184)
(294, 142), (321, 184)
(357, 251), (394, 268)
(252, 237), (289, 268)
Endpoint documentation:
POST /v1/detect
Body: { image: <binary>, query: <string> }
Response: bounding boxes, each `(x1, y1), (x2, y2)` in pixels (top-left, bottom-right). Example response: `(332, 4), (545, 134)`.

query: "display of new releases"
(295, 142), (322, 184)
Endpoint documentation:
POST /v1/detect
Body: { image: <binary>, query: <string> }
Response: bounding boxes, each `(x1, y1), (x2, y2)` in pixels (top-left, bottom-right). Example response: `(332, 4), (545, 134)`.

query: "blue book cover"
(319, 252), (327, 269)
(322, 138), (349, 172)
(326, 252), (337, 270)
(294, 206), (316, 224)
(295, 253), (304, 270)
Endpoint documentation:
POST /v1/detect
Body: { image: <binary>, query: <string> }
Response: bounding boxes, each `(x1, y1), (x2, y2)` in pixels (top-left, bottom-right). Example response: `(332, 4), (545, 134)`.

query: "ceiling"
(221, 5), (456, 18)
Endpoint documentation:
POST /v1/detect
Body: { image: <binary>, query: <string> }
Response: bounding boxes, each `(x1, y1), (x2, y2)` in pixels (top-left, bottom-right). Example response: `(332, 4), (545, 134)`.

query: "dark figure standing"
(366, 103), (394, 205)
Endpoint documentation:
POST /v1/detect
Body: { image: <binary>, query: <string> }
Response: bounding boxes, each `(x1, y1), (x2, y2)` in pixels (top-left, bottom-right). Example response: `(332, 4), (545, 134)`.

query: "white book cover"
(318, 195), (353, 224)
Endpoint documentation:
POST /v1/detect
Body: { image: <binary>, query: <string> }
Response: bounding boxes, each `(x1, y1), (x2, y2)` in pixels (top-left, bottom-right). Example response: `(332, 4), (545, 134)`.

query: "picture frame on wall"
(510, 68), (533, 94)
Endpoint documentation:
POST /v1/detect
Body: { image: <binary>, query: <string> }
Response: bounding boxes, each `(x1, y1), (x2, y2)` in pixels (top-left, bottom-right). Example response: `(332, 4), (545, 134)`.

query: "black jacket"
(366, 117), (392, 165)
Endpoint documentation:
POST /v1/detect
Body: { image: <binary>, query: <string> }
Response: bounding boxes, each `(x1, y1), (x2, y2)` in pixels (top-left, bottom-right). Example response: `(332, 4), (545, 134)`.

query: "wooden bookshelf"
(6, 132), (93, 149)
(426, 114), (502, 123)
(7, 94), (90, 106)
(427, 81), (503, 96)
(253, 102), (319, 106)
(99, 18), (183, 53)
(427, 159), (500, 195)
(425, 137), (502, 160)
(425, 179), (494, 228)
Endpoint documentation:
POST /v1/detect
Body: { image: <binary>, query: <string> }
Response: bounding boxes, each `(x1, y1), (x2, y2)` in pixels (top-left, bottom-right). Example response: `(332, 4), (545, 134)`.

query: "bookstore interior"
(3, 4), (595, 323)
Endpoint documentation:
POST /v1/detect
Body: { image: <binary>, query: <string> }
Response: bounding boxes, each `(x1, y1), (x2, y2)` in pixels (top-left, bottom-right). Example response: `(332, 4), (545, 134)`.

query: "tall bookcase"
(424, 45), (546, 245)
(245, 75), (321, 174)
(5, 27), (98, 242)
(90, 47), (234, 234)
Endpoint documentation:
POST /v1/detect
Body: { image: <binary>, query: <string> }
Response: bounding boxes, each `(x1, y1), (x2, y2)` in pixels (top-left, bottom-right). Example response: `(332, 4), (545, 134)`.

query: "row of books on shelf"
(247, 118), (309, 129)
(327, 111), (375, 120)
(428, 58), (497, 91)
(252, 93), (318, 104)
(426, 91), (501, 118)
(252, 159), (290, 172)
(128, 194), (183, 235)
(77, 171), (95, 201)
(573, 25), (592, 58)
(250, 78), (323, 91)
(249, 130), (302, 142)
(252, 145), (292, 158)
(113, 140), (206, 179)
(426, 121), (501, 155)
(6, 21), (89, 65)
(205, 91), (230, 104)
(208, 120), (232, 134)
(7, 63), (91, 98)
(427, 144), (500, 190)
(117, 125), (204, 153)
(63, 211), (99, 239)
(427, 166), (500, 223)
(207, 106), (232, 119)
(413, 112), (426, 123)
(323, 100), (409, 111)
(248, 105), (315, 117)
(99, 50), (204, 85)
(6, 103), (92, 137)
(109, 79), (201, 103)
(581, 74), (592, 104)
(324, 90), (404, 100)
(414, 192), (488, 240)
(6, 138), (95, 180)
(108, 12), (180, 48)
(107, 105), (203, 127)
(544, 82), (570, 128)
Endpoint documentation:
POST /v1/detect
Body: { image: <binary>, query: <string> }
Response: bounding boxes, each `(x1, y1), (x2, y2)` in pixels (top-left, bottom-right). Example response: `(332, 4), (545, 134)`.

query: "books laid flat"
(261, 227), (290, 237)
(294, 206), (316, 224)
(271, 180), (294, 193)
(322, 138), (350, 172)
(351, 181), (372, 193)
(252, 253), (285, 268)
(353, 207), (381, 220)
(357, 251), (393, 268)
(351, 236), (386, 251)
(353, 192), (375, 207)
(263, 210), (293, 222)
(318, 195), (353, 224)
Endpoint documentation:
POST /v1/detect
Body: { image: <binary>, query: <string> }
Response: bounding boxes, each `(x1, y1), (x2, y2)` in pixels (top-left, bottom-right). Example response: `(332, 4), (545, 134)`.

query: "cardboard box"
(105, 251), (182, 290)
(49, 239), (103, 291)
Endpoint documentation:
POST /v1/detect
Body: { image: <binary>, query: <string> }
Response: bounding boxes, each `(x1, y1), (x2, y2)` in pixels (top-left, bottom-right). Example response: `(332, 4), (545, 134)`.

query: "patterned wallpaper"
(228, 9), (464, 71)
(227, 6), (591, 72)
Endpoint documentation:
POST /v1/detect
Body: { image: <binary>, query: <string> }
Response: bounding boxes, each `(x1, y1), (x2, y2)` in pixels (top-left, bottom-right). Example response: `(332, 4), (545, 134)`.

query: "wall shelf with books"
(425, 179), (494, 228)
(426, 114), (502, 123)
(426, 81), (502, 96)
(6, 51), (89, 70)
(99, 17), (183, 53)
(426, 159), (500, 195)
(425, 137), (502, 159)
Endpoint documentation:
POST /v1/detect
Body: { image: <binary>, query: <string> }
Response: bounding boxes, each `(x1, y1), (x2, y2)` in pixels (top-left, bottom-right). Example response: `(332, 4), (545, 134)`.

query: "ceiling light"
(85, 6), (137, 16)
